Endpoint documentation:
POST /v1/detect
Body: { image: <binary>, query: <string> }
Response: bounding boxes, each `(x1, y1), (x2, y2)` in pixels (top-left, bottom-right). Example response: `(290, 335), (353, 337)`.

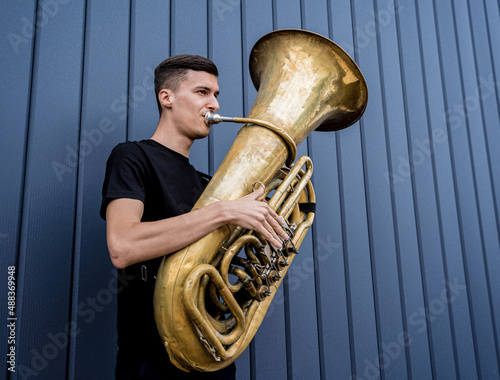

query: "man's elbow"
(107, 238), (131, 269)
(110, 256), (128, 270)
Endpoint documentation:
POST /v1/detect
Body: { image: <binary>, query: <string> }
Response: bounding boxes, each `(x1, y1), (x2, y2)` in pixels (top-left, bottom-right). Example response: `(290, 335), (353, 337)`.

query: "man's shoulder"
(108, 140), (152, 161)
(111, 140), (145, 153)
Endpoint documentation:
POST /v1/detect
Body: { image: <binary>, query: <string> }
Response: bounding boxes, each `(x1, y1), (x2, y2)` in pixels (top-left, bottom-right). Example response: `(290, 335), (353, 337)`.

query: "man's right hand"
(220, 186), (289, 249)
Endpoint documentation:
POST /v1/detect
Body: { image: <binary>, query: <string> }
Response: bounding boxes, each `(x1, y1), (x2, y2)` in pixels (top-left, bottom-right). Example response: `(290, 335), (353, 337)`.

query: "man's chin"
(194, 128), (210, 140)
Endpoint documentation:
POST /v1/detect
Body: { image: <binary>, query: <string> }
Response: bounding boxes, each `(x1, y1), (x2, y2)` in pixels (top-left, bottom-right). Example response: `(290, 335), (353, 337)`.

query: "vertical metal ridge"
(298, 3), (325, 378)
(383, 1), (413, 379)
(272, 0), (278, 31)
(15, 2), (41, 379)
(125, 0), (133, 142)
(413, 0), (453, 378)
(449, 0), (486, 376)
(336, 105), (355, 379)
(469, 0), (500, 372)
(207, 0), (215, 176)
(478, 0), (500, 234)
(352, 1), (380, 377)
(415, 2), (460, 378)
(282, 274), (293, 380)
(454, 0), (500, 376)
(345, 2), (359, 376)
(14, 2), (40, 380)
(432, 0), (475, 377)
(482, 0), (500, 116)
(169, 0), (176, 56)
(397, 0), (437, 376)
(67, 1), (90, 378)
(240, 0), (250, 117)
(371, 0), (404, 377)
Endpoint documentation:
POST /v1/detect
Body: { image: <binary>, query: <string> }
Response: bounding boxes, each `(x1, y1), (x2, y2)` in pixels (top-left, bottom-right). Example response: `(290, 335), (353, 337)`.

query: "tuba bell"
(153, 29), (368, 372)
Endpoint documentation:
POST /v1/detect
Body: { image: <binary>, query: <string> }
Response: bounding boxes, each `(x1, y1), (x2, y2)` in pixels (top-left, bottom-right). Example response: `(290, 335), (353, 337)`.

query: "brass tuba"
(153, 29), (368, 372)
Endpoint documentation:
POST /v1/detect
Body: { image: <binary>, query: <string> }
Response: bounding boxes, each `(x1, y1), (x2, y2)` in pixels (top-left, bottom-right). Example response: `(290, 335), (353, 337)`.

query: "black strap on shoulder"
(197, 171), (212, 188)
(196, 170), (212, 186)
(197, 171), (212, 182)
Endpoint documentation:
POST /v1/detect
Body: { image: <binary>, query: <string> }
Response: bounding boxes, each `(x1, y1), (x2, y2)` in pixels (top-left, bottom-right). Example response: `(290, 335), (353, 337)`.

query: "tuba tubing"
(153, 28), (367, 372)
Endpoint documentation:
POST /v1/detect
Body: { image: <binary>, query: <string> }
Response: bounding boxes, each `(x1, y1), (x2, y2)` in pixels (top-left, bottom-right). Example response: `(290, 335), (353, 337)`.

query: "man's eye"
(198, 90), (206, 95)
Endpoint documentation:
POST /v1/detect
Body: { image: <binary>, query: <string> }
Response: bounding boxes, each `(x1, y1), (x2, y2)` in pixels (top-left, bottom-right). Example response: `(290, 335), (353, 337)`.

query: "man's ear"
(158, 89), (174, 109)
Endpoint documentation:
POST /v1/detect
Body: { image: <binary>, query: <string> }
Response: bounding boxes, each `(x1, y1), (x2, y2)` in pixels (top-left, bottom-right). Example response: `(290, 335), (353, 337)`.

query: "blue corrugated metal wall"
(1, 0), (499, 379)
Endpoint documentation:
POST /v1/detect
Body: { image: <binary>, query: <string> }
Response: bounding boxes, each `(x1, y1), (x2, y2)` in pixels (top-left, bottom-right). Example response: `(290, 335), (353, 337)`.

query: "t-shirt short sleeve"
(100, 142), (148, 220)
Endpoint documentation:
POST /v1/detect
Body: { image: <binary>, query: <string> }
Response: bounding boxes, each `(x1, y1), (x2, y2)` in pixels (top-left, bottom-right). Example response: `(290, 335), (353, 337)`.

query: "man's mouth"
(203, 112), (212, 127)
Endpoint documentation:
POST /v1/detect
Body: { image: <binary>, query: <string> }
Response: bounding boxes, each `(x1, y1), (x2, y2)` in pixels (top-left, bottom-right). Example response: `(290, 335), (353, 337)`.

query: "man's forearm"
(106, 200), (230, 269)
(105, 187), (287, 269)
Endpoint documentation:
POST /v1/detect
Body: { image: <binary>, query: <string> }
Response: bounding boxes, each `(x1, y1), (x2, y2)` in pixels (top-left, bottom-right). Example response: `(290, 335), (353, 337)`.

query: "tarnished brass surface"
(248, 29), (367, 133)
(153, 29), (367, 372)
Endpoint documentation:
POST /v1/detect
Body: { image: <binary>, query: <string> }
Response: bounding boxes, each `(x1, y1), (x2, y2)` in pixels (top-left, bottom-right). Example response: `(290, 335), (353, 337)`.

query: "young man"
(101, 55), (287, 379)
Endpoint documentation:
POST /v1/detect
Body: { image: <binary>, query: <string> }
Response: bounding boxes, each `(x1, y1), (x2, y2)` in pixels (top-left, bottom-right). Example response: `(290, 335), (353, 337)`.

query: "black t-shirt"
(101, 139), (207, 222)
(101, 140), (235, 378)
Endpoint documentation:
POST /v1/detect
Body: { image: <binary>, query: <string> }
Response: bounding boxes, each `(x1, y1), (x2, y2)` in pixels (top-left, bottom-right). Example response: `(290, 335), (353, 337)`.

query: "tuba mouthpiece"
(204, 111), (222, 126)
(205, 112), (234, 126)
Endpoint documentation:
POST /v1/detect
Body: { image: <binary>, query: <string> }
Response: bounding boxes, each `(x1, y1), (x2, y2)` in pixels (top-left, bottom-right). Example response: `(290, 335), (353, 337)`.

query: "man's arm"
(106, 186), (288, 269)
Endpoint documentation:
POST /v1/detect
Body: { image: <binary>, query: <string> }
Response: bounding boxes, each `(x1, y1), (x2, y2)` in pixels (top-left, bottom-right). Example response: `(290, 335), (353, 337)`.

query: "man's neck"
(151, 119), (193, 158)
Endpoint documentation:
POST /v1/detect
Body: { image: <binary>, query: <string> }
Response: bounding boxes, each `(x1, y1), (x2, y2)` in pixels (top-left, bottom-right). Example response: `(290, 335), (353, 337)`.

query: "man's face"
(166, 69), (220, 140)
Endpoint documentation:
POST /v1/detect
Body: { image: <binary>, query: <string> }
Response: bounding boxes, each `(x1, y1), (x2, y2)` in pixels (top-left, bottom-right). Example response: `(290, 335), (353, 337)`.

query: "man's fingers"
(261, 219), (283, 248)
(257, 193), (288, 242)
(232, 185), (289, 245)
(258, 209), (289, 248)
(249, 184), (265, 200)
(267, 212), (288, 241)
(265, 207), (288, 240)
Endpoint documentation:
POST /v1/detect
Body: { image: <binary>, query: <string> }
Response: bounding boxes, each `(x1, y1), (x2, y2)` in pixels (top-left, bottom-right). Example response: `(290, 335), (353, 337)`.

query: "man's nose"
(208, 95), (220, 111)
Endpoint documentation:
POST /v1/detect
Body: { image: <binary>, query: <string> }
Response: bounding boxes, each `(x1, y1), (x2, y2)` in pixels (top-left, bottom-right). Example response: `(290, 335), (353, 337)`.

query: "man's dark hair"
(154, 54), (219, 115)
